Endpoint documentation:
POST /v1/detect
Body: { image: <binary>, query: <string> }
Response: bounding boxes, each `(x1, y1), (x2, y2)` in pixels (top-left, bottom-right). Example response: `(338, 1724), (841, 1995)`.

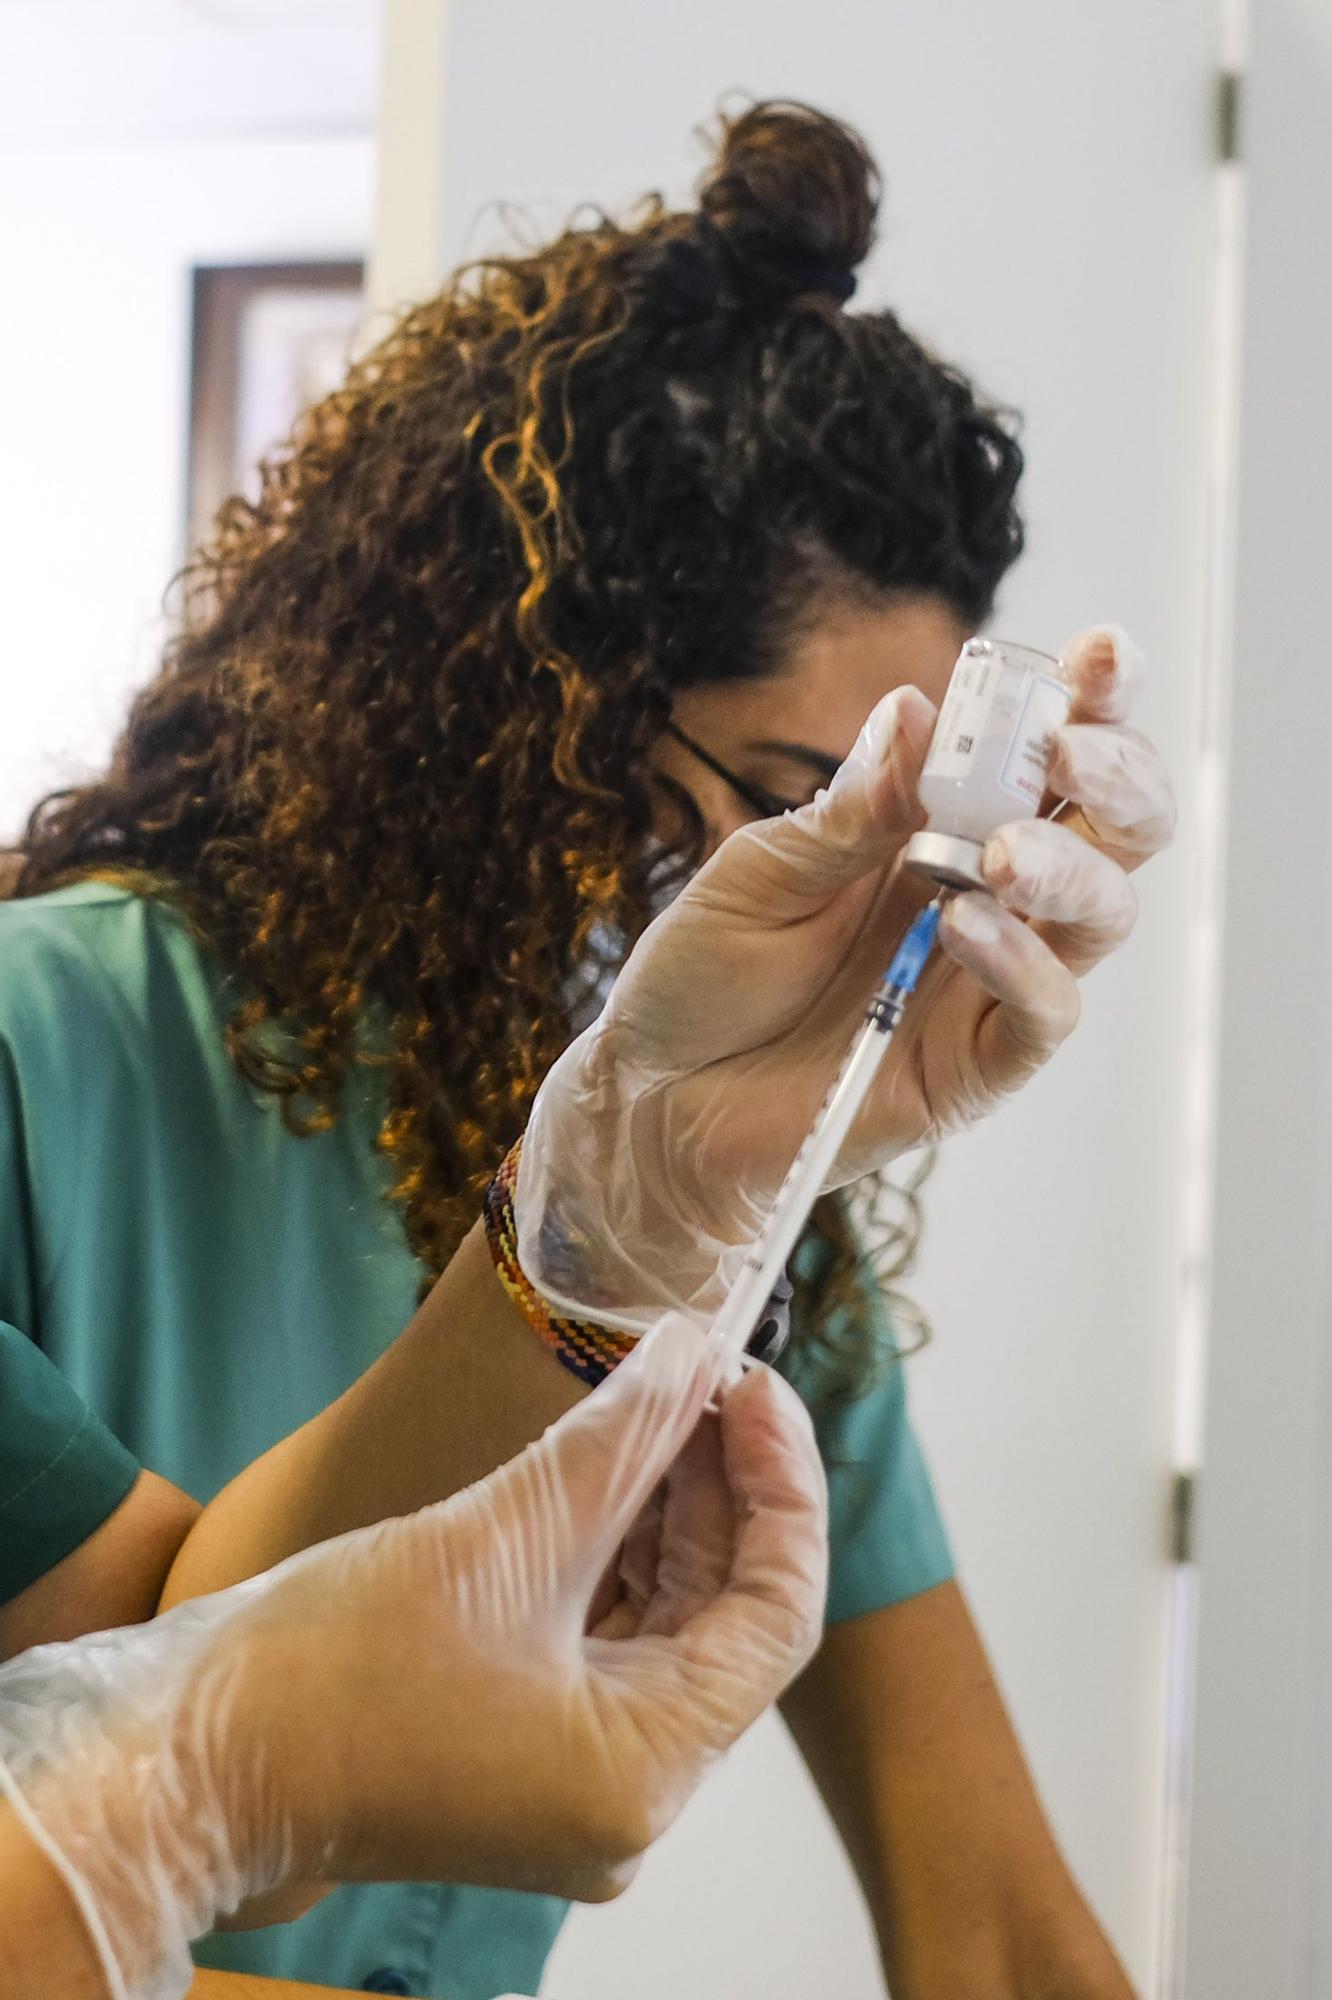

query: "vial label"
(998, 673), (1070, 804)
(923, 652), (1022, 782)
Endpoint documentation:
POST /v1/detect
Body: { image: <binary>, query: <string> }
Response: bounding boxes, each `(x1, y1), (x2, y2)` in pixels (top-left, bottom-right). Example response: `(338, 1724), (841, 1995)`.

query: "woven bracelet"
(483, 1137), (638, 1388)
(483, 1136), (796, 1385)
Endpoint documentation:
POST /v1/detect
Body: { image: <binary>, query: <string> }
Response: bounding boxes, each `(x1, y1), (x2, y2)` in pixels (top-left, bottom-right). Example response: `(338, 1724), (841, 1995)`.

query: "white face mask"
(563, 922), (622, 1036)
(563, 848), (690, 1035)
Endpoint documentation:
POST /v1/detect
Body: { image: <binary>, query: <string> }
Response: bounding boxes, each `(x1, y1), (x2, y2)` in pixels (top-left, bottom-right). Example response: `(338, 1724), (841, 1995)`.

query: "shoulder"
(779, 1231), (955, 1613)
(779, 1330), (909, 1459)
(778, 1344), (954, 1622)
(0, 879), (165, 951)
(1, 880), (154, 971)
(0, 882), (215, 1074)
(0, 877), (200, 963)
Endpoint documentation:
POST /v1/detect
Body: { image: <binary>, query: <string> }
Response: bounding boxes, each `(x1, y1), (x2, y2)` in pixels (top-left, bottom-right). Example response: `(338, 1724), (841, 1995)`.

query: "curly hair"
(7, 100), (1024, 1399)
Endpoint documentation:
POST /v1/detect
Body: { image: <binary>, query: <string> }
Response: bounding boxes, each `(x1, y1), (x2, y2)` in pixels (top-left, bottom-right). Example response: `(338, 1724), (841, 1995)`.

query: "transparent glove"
(518, 625), (1175, 1332)
(0, 1316), (826, 2000)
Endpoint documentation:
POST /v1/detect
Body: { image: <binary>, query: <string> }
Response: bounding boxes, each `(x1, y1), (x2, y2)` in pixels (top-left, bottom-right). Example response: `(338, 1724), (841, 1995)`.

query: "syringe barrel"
(707, 901), (942, 1359)
(708, 1014), (894, 1356)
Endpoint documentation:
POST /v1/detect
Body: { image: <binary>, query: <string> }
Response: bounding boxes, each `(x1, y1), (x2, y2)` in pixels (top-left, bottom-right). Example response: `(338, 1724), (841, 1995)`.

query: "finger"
(938, 893), (1081, 1073)
(1047, 723), (1176, 868)
(667, 1364), (828, 1739)
(981, 819), (1137, 977)
(636, 1417), (736, 1639)
(686, 684), (936, 925)
(586, 1502), (657, 1637)
(617, 1484), (667, 1616)
(498, 1313), (722, 1599)
(1060, 625), (1145, 726)
(590, 1596), (644, 1641)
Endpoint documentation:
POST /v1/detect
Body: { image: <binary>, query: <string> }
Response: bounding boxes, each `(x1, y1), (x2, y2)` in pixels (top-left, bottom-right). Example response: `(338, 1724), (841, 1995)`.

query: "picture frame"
(186, 260), (364, 553)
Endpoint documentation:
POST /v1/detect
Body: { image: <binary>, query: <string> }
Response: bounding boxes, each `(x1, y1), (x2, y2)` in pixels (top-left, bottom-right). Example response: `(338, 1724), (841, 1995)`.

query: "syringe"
(708, 894), (945, 1358)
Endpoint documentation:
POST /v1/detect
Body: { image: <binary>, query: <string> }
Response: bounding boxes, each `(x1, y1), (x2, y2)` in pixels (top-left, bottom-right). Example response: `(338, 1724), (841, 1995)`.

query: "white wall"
(424, 6), (1218, 1996)
(0, 0), (379, 148)
(0, 133), (374, 844)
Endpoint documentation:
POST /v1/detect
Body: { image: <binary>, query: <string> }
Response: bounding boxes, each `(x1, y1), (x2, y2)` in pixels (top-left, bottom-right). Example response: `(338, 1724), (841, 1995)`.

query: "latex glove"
(517, 625), (1175, 1332)
(0, 1317), (825, 2000)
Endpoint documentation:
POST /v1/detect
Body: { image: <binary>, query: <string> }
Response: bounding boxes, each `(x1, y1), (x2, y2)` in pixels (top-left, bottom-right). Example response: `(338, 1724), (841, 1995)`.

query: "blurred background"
(1, 3), (1329, 1996)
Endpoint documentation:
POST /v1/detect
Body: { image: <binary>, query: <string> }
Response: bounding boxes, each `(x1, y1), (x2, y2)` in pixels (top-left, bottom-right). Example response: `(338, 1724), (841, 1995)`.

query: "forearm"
(863, 1813), (1134, 2000)
(864, 1721), (1134, 2000)
(783, 1582), (1136, 2000)
(160, 1221), (583, 1609)
(155, 1222), (584, 1932)
(0, 1802), (397, 2000)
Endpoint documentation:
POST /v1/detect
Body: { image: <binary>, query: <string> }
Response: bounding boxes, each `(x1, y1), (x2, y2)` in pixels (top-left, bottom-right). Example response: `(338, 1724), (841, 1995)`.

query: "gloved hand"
(517, 625), (1175, 1333)
(0, 1317), (826, 2000)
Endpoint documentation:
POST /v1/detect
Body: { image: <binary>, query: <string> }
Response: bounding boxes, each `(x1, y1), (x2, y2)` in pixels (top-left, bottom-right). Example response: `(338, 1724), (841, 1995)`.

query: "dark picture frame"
(186, 260), (364, 552)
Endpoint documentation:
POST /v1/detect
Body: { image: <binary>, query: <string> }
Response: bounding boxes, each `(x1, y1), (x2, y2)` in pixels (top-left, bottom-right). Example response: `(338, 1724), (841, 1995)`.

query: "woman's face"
(652, 592), (970, 852)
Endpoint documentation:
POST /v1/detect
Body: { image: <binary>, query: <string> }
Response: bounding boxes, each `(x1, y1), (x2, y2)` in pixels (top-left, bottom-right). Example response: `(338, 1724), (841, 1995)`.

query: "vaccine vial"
(904, 638), (1071, 892)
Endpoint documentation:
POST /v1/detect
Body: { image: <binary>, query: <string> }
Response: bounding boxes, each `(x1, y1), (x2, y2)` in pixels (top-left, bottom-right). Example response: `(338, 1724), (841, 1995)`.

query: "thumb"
(688, 683), (936, 925)
(490, 1313), (725, 1598)
(662, 1361), (829, 1743)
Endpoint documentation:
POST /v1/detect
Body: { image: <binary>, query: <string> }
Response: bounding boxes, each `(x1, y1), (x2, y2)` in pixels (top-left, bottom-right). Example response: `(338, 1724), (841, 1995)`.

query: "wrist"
(0, 1800), (111, 2000)
(512, 1096), (737, 1339)
(485, 1136), (639, 1382)
(1011, 1925), (1137, 2000)
(887, 1906), (1137, 2000)
(493, 1133), (794, 1375)
(515, 1019), (735, 1335)
(8, 1661), (211, 1999)
(0, 1584), (291, 1999)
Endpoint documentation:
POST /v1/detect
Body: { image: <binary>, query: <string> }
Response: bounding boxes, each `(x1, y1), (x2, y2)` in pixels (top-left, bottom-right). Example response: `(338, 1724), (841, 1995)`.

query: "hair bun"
(696, 100), (879, 308)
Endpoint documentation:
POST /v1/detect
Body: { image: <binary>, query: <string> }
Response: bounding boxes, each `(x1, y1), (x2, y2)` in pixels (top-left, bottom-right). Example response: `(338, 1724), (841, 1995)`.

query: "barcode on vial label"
(922, 653), (1002, 783)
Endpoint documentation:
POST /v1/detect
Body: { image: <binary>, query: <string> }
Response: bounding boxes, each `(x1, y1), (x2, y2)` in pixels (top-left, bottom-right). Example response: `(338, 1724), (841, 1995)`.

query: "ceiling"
(0, 0), (381, 145)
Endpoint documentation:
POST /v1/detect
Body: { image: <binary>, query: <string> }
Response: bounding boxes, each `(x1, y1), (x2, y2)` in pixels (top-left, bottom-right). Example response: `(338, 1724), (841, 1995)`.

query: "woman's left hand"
(517, 625), (1174, 1334)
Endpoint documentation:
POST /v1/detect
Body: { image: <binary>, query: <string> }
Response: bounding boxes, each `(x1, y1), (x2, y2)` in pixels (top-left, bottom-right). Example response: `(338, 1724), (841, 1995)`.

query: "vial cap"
(903, 830), (988, 892)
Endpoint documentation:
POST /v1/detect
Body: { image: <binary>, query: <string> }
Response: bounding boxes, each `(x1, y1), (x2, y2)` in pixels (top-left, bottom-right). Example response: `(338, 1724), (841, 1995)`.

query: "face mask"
(564, 922), (623, 1036)
(563, 848), (690, 1035)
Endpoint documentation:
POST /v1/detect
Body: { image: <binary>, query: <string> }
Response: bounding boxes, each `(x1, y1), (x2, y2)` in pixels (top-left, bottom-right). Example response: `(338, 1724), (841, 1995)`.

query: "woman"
(1, 99), (1170, 1999)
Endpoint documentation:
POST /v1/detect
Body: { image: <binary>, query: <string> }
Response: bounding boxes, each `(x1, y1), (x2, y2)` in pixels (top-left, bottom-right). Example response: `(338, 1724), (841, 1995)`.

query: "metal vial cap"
(903, 829), (988, 892)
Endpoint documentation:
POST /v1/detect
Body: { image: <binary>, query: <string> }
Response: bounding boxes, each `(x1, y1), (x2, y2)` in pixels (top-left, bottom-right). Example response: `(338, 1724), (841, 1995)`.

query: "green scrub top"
(0, 883), (953, 2000)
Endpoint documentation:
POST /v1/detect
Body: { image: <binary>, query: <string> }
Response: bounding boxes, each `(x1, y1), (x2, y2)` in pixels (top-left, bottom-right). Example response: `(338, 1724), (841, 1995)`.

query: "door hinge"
(1169, 1469), (1199, 1565)
(1217, 70), (1242, 164)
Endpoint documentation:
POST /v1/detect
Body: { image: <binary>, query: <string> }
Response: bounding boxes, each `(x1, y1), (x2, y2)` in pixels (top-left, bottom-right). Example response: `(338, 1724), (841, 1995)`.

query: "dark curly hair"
(6, 100), (1024, 1398)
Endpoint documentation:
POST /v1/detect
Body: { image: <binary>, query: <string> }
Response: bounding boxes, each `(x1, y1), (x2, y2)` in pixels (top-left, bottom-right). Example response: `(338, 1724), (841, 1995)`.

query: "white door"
(1182, 2), (1332, 1994)
(373, 5), (1221, 1991)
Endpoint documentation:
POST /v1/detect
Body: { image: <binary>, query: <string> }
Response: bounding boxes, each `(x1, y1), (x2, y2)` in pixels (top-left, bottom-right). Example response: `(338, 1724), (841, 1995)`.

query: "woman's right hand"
(517, 626), (1175, 1335)
(0, 1316), (826, 2000)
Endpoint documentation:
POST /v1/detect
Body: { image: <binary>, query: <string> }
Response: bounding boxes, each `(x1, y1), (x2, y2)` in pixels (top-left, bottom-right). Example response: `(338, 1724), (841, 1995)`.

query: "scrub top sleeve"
(811, 1354), (955, 1625)
(780, 1227), (954, 1627)
(0, 1032), (40, 1342)
(0, 1319), (141, 1602)
(0, 1024), (141, 1600)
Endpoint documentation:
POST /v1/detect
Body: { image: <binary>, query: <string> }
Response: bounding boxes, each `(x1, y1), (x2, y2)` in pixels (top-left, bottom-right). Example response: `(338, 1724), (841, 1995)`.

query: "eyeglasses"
(661, 720), (801, 823)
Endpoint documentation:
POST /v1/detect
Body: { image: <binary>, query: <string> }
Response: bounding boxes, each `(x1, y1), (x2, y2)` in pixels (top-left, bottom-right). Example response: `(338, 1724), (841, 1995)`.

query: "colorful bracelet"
(483, 1137), (638, 1387)
(484, 1136), (797, 1384)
